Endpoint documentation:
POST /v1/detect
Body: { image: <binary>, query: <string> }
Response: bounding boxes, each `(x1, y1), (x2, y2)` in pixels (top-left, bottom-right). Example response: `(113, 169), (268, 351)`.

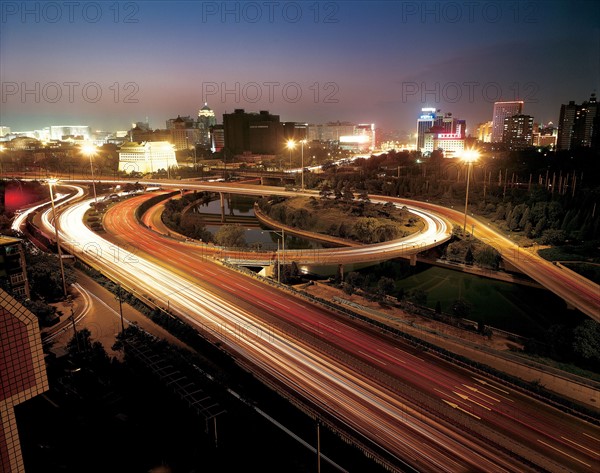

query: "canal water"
(195, 194), (327, 250)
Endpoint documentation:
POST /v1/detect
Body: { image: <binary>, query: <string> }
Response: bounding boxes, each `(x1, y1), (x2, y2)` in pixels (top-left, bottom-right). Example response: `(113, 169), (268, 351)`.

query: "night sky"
(1, 1), (598, 137)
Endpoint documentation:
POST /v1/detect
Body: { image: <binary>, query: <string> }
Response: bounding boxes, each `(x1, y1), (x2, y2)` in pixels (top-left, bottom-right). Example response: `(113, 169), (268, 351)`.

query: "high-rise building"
(1, 288), (49, 473)
(210, 125), (224, 153)
(416, 107), (437, 150)
(492, 101), (524, 142)
(422, 112), (466, 157)
(0, 237), (30, 299)
(503, 114), (534, 150)
(168, 116), (202, 151)
(223, 109), (284, 155)
(557, 93), (599, 151)
(118, 141), (178, 174)
(198, 103), (217, 148)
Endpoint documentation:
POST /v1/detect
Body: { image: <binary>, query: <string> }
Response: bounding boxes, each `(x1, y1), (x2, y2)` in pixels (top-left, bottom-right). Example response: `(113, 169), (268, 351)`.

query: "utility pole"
(317, 421), (321, 473)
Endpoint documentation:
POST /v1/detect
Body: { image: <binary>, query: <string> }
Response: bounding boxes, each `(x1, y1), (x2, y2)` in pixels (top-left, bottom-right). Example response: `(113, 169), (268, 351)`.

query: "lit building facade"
(210, 125), (224, 153)
(198, 103), (217, 148)
(476, 121), (493, 142)
(492, 101), (523, 142)
(307, 121), (355, 142)
(118, 141), (178, 174)
(532, 122), (557, 148)
(416, 107), (436, 150)
(423, 119), (466, 157)
(1, 288), (49, 473)
(503, 114), (534, 149)
(49, 125), (90, 141)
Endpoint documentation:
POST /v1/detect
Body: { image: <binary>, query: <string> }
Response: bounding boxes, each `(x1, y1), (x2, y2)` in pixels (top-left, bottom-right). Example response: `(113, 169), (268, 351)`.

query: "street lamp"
(81, 143), (98, 205)
(300, 139), (307, 190)
(461, 149), (479, 234)
(48, 178), (68, 298)
(286, 139), (296, 170)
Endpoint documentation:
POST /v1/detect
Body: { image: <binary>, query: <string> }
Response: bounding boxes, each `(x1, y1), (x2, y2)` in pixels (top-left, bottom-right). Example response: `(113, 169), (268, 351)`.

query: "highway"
(53, 190), (600, 473)
(57, 178), (598, 320)
(127, 179), (598, 321)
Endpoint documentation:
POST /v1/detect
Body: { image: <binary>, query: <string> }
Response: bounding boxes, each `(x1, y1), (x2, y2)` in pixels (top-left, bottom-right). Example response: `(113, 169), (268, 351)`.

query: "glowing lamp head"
(286, 139), (296, 150)
(81, 143), (97, 156)
(48, 178), (59, 185)
(461, 149), (479, 163)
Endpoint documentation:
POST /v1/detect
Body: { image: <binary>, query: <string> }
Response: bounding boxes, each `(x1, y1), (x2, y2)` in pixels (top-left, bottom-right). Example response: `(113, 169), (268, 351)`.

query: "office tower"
(557, 93), (599, 150)
(198, 103), (217, 148)
(503, 114), (534, 149)
(416, 107), (436, 150)
(492, 101), (523, 142)
(223, 109), (283, 155)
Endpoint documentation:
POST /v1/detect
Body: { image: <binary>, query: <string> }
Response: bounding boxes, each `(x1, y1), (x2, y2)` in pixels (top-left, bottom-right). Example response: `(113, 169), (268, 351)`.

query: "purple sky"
(1, 1), (598, 139)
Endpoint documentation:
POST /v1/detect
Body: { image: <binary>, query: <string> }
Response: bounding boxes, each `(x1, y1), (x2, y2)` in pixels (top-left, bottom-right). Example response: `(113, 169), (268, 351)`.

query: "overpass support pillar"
(410, 254), (417, 266)
(219, 192), (225, 223)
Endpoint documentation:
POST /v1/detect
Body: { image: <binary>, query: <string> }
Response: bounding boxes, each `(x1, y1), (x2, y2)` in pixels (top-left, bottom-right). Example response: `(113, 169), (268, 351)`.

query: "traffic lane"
(103, 196), (600, 471)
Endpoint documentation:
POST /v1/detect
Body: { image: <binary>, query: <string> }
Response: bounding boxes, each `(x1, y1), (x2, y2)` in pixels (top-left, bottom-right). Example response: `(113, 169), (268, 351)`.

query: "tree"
(465, 246), (474, 265)
(214, 224), (247, 247)
(376, 277), (395, 297)
(346, 271), (365, 290)
(572, 320), (600, 365)
(451, 299), (471, 319)
(319, 183), (333, 199)
(474, 246), (501, 269)
(342, 184), (354, 202)
(352, 217), (379, 244)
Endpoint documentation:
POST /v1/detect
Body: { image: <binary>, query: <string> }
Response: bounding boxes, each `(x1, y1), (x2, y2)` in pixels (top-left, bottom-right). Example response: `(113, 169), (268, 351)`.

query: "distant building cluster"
(3, 92), (598, 175)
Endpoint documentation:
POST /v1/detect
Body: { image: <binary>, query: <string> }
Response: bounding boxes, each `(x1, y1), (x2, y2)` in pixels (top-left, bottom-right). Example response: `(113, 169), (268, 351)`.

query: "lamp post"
(286, 139), (296, 170)
(300, 139), (307, 190)
(48, 178), (68, 298)
(81, 143), (98, 205)
(461, 149), (479, 234)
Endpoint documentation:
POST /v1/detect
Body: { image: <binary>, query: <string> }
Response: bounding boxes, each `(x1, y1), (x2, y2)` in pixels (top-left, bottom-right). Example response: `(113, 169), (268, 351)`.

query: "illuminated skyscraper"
(416, 107), (436, 150)
(492, 101), (523, 142)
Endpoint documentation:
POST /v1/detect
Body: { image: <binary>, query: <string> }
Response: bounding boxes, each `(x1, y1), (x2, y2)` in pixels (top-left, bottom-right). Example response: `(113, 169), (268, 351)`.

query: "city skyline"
(1, 1), (598, 134)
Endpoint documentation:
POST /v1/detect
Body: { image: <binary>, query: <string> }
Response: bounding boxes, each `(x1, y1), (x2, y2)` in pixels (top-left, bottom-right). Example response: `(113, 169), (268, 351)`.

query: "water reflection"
(196, 194), (327, 249)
